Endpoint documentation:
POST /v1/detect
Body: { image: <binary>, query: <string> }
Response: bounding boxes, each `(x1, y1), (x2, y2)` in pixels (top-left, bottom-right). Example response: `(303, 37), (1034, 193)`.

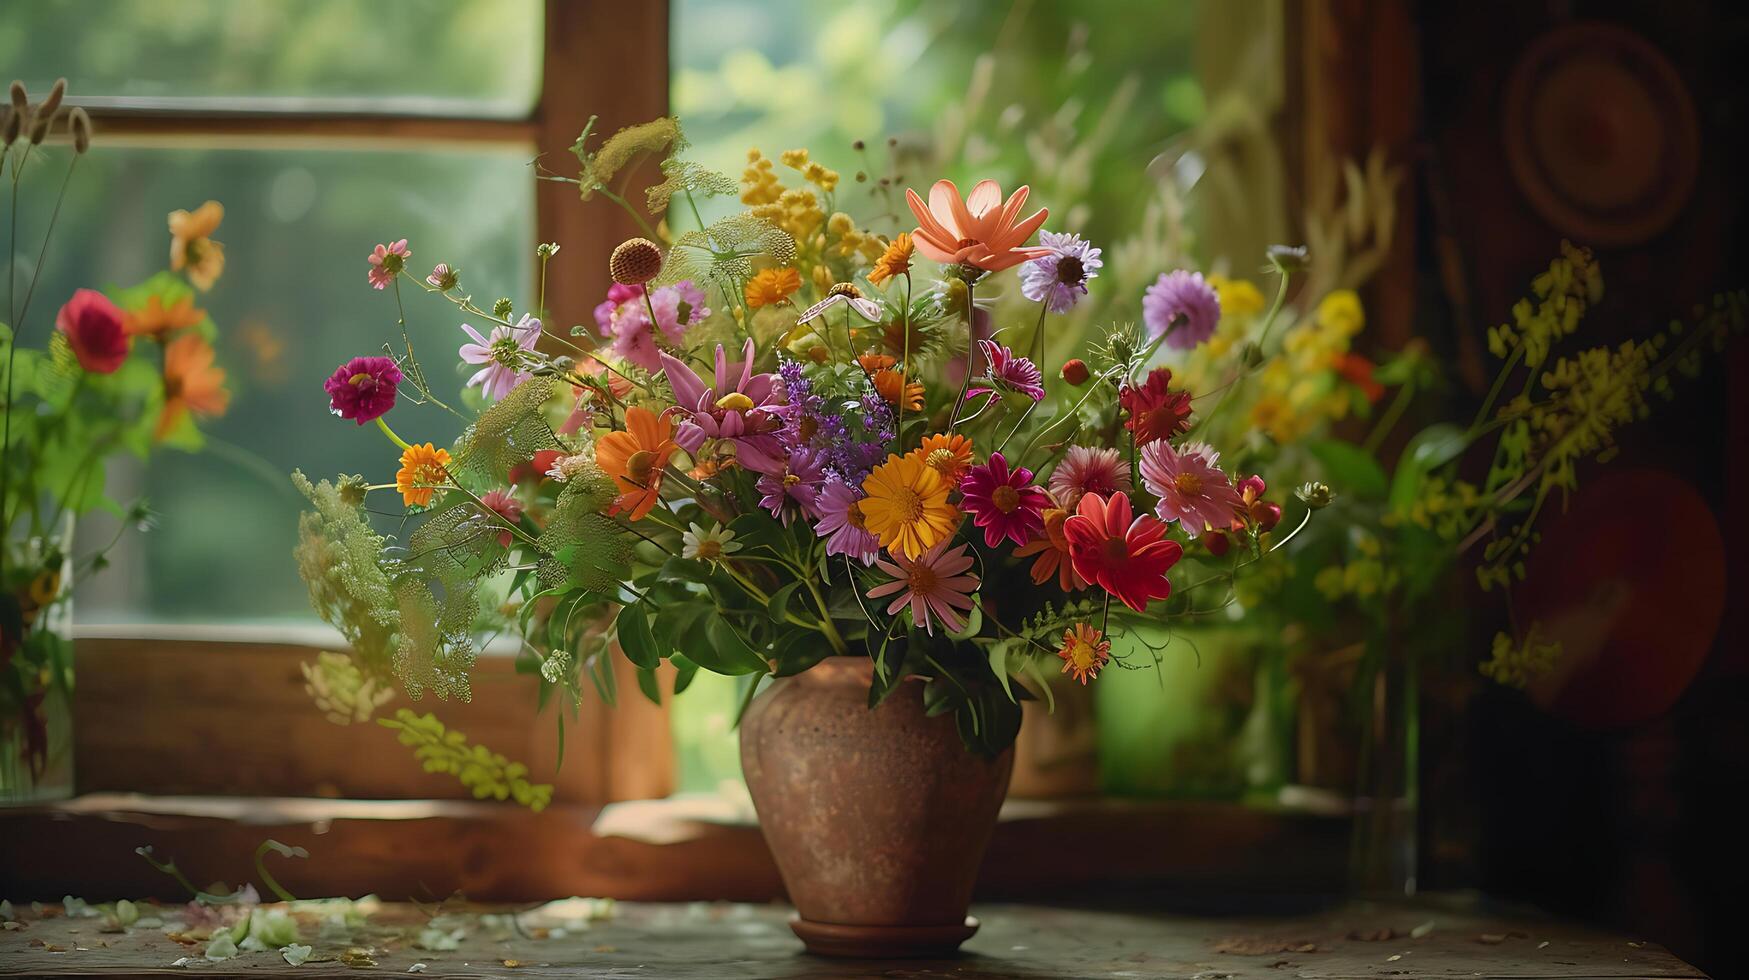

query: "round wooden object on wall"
(1502, 21), (1700, 246)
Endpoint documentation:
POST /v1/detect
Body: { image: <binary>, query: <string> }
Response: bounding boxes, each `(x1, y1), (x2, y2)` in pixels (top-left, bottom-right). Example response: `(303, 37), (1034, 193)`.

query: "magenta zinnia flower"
(458, 314), (541, 401)
(867, 540), (980, 635)
(1020, 230), (1103, 313)
(960, 451), (1050, 548)
(972, 339), (1046, 402)
(756, 446), (826, 525)
(659, 339), (785, 475)
(478, 487), (524, 547)
(815, 478), (881, 565)
(1048, 445), (1132, 510)
(367, 238), (410, 290)
(1142, 269), (1220, 349)
(1139, 439), (1246, 538)
(324, 355), (403, 424)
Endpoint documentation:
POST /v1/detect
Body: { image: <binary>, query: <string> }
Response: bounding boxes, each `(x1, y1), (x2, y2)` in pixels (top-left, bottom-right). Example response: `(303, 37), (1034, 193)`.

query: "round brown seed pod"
(69, 107), (91, 154)
(609, 237), (663, 285)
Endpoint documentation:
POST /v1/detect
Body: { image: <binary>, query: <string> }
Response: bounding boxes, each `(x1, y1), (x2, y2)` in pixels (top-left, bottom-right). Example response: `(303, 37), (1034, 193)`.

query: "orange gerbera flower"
(168, 200), (226, 291)
(905, 179), (1049, 272)
(156, 334), (229, 439)
(871, 368), (923, 412)
(868, 231), (914, 285)
(127, 294), (204, 339)
(745, 267), (801, 309)
(594, 405), (677, 521)
(1014, 506), (1090, 592)
(1056, 622), (1112, 685)
(908, 432), (974, 483)
(395, 443), (451, 509)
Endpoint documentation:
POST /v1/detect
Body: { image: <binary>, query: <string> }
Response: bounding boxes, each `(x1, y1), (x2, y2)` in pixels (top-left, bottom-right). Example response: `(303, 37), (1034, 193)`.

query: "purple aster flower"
(972, 339), (1045, 402)
(1020, 231), (1103, 313)
(659, 339), (786, 475)
(458, 313), (541, 401)
(324, 355), (402, 424)
(757, 446), (826, 525)
(1142, 269), (1221, 350)
(814, 477), (881, 565)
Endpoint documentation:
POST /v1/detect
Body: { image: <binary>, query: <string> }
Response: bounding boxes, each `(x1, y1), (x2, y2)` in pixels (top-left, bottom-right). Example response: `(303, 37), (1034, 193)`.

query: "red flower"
(1232, 474), (1282, 532)
(508, 449), (565, 485)
(1336, 353), (1384, 403)
(1063, 491), (1182, 612)
(55, 289), (130, 374)
(1119, 367), (1192, 446)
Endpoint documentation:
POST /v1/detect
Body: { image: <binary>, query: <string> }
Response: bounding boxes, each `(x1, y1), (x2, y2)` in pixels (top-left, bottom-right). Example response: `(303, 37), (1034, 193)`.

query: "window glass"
(2, 0), (543, 116)
(30, 144), (537, 622)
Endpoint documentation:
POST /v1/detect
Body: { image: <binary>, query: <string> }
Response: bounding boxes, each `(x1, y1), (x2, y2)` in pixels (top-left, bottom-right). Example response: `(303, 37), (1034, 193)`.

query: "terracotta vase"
(740, 656), (1014, 958)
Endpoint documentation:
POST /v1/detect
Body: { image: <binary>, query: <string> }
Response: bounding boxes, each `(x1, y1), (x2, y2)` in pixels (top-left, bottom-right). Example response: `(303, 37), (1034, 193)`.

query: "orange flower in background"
(909, 432), (974, 483)
(126, 294), (204, 339)
(395, 442), (451, 508)
(857, 351), (896, 373)
(1056, 622), (1112, 684)
(595, 405), (677, 521)
(868, 231), (914, 285)
(905, 179), (1049, 272)
(1336, 353), (1385, 403)
(744, 267), (801, 309)
(156, 334), (229, 439)
(168, 201), (225, 291)
(871, 368), (923, 412)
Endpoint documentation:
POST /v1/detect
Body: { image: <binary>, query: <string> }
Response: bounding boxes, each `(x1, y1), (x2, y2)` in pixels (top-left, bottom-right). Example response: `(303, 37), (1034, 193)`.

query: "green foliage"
(291, 472), (398, 679)
(447, 377), (562, 486)
(378, 709), (553, 811)
(646, 158), (738, 215)
(660, 212), (797, 290)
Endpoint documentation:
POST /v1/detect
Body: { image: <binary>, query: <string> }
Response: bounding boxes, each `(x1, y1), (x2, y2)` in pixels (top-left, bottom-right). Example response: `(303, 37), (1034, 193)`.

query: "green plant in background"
(379, 709), (554, 811)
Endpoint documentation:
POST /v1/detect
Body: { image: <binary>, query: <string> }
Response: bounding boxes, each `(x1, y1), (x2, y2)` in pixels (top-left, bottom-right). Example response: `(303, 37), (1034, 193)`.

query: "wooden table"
(0, 897), (1704, 978)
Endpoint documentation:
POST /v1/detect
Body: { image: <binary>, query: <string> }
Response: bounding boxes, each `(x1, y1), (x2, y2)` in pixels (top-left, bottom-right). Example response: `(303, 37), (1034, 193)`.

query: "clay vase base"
(790, 915), (980, 958)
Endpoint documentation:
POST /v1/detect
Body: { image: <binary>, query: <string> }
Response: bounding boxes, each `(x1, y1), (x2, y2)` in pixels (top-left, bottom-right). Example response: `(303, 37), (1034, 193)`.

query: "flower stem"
(376, 416), (413, 452)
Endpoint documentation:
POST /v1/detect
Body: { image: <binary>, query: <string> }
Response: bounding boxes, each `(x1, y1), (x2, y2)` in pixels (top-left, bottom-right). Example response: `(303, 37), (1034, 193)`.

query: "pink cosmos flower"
(959, 451), (1050, 548)
(1048, 445), (1132, 510)
(1142, 269), (1220, 349)
(478, 488), (524, 547)
(970, 339), (1045, 402)
(814, 478), (881, 565)
(367, 239), (410, 290)
(1139, 439), (1246, 538)
(55, 289), (129, 374)
(756, 446), (826, 525)
(659, 339), (785, 475)
(867, 540), (980, 635)
(323, 355), (402, 424)
(458, 314), (541, 401)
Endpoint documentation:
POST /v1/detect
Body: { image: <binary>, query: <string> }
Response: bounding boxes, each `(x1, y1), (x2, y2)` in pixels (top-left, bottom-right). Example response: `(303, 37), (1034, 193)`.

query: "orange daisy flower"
(127, 294), (204, 339)
(168, 200), (226, 291)
(1056, 622), (1111, 685)
(905, 179), (1049, 272)
(908, 432), (974, 483)
(1013, 506), (1090, 592)
(871, 368), (923, 412)
(595, 405), (677, 521)
(857, 351), (897, 373)
(156, 334), (229, 439)
(867, 231), (914, 285)
(395, 443), (451, 509)
(745, 267), (802, 309)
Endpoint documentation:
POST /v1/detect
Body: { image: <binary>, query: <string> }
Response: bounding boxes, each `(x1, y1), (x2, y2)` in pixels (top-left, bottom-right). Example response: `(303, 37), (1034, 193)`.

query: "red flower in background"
(1063, 491), (1182, 612)
(1337, 353), (1385, 403)
(55, 289), (130, 374)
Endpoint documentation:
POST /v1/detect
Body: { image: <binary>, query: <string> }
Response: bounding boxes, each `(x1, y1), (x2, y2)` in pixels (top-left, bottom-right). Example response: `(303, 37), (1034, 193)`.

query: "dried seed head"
(39, 78), (65, 118)
(26, 106), (52, 145)
(608, 237), (663, 285)
(8, 81), (26, 116)
(1, 106), (16, 147)
(69, 106), (91, 154)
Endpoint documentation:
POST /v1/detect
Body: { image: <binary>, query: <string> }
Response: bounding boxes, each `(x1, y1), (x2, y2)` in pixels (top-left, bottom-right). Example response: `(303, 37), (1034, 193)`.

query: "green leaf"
(1388, 423), (1470, 513)
(731, 673), (765, 728)
(586, 652), (617, 707)
(766, 580), (805, 623)
(988, 644), (1016, 703)
(1306, 438), (1389, 500)
(699, 614), (772, 676)
(615, 602), (659, 669)
(671, 654), (700, 695)
(635, 664), (662, 705)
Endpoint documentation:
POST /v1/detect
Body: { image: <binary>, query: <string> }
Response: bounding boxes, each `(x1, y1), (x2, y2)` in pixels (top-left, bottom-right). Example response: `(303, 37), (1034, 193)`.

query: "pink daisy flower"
(868, 540), (980, 635)
(971, 339), (1046, 402)
(367, 238), (410, 290)
(815, 478), (881, 565)
(1139, 439), (1246, 538)
(478, 488), (524, 547)
(959, 451), (1050, 548)
(756, 446), (826, 525)
(458, 313), (541, 401)
(1048, 445), (1132, 510)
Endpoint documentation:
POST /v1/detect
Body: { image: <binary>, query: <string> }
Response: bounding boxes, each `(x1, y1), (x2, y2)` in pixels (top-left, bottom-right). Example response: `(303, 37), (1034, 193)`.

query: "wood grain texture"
(0, 897), (1705, 978)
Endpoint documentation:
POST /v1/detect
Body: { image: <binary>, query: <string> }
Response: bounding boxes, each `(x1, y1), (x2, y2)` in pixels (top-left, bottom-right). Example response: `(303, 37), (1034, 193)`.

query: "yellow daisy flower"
(868, 232), (914, 285)
(860, 453), (959, 559)
(396, 443), (451, 508)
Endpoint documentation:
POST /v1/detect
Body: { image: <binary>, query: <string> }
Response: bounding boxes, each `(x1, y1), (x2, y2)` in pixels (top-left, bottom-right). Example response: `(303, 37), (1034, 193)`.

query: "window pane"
(2, 0), (543, 116)
(30, 144), (535, 622)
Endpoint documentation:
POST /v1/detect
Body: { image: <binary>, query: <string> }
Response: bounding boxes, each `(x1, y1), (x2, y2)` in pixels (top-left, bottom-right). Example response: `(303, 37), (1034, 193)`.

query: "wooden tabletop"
(0, 897), (1704, 979)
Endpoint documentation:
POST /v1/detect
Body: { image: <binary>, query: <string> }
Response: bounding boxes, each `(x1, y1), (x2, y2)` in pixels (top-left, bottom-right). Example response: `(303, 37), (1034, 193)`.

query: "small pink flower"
(867, 540), (980, 635)
(815, 478), (881, 565)
(55, 289), (130, 374)
(426, 262), (458, 290)
(458, 314), (541, 401)
(959, 451), (1050, 548)
(478, 488), (524, 547)
(972, 339), (1045, 402)
(367, 239), (410, 290)
(1048, 445), (1131, 510)
(1139, 440), (1245, 538)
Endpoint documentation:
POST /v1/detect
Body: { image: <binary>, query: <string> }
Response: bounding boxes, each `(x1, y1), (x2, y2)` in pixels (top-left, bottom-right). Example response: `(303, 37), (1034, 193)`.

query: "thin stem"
(946, 277), (979, 430)
(596, 186), (659, 241)
(376, 416), (414, 452)
(1362, 378), (1415, 455)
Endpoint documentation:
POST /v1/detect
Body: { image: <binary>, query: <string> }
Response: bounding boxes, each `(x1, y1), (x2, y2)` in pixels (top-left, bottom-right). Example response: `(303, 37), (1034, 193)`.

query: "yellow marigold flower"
(868, 232), (914, 285)
(1056, 623), (1112, 685)
(1208, 274), (1266, 320)
(745, 267), (802, 309)
(740, 149), (783, 206)
(909, 432), (974, 483)
(1316, 289), (1365, 337)
(860, 452), (959, 559)
(779, 148), (809, 169)
(396, 443), (451, 508)
(872, 368), (923, 412)
(827, 211), (854, 236)
(803, 161), (839, 192)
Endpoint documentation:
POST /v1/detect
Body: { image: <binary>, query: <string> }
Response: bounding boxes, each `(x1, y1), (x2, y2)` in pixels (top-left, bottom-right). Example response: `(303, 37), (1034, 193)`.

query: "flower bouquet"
(295, 116), (1321, 955)
(2, 79), (232, 801)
